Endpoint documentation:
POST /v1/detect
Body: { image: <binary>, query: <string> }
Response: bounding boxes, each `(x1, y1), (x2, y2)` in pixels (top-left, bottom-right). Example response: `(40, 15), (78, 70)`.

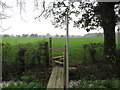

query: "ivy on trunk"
(96, 2), (116, 64)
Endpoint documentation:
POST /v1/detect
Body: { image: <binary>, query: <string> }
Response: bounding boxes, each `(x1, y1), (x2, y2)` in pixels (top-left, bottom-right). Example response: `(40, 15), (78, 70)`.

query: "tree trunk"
(99, 3), (116, 63)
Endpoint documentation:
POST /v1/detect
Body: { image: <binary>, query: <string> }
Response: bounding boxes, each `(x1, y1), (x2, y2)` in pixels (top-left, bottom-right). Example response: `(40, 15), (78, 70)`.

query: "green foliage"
(2, 40), (49, 65)
(2, 80), (46, 88)
(44, 1), (119, 32)
(21, 76), (33, 82)
(83, 43), (104, 63)
(2, 75), (47, 88)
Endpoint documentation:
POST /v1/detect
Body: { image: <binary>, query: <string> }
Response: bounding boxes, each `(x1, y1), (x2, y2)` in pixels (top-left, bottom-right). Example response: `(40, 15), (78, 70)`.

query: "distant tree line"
(1, 32), (120, 38)
(83, 33), (104, 37)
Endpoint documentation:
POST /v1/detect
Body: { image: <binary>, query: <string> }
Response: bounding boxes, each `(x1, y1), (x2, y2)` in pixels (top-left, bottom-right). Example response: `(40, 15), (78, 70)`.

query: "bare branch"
(0, 25), (11, 32)
(34, 0), (39, 10)
(35, 0), (46, 19)
(0, 1), (12, 31)
(0, 13), (11, 19)
(16, 0), (27, 22)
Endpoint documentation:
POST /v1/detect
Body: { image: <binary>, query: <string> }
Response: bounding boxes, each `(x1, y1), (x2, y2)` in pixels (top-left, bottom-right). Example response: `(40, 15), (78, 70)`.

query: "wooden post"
(44, 42), (49, 66)
(64, 45), (66, 88)
(49, 37), (52, 65)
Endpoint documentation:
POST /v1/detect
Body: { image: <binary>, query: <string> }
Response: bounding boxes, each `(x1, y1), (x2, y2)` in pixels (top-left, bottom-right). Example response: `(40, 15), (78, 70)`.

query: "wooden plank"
(52, 56), (64, 60)
(54, 61), (63, 65)
(50, 47), (65, 50)
(47, 66), (58, 89)
(55, 67), (64, 89)
(47, 66), (64, 89)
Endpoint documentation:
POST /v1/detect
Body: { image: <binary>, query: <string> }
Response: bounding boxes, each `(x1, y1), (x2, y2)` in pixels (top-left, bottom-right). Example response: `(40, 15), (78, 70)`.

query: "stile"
(48, 37), (66, 89)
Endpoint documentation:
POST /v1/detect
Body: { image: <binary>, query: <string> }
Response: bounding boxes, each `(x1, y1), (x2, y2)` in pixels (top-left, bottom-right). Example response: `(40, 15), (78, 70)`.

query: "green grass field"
(2, 37), (46, 45)
(2, 37), (105, 65)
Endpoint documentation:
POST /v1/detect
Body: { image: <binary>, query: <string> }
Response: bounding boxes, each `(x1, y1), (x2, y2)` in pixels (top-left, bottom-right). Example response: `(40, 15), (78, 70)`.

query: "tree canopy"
(38, 1), (120, 32)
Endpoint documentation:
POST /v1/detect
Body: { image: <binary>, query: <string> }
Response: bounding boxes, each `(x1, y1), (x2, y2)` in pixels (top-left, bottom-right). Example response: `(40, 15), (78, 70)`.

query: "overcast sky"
(0, 0), (105, 36)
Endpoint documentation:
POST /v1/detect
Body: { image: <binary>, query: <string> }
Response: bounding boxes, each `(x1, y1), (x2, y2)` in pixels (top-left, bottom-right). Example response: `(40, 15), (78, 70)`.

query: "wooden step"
(54, 61), (63, 65)
(52, 56), (64, 60)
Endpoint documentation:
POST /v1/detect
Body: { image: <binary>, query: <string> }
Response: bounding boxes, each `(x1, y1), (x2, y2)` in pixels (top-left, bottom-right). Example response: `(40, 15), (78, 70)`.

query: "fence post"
(64, 45), (66, 88)
(44, 42), (49, 66)
(49, 37), (52, 65)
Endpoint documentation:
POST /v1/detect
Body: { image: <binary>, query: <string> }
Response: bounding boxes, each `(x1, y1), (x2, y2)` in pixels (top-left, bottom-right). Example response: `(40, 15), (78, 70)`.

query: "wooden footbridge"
(47, 37), (66, 89)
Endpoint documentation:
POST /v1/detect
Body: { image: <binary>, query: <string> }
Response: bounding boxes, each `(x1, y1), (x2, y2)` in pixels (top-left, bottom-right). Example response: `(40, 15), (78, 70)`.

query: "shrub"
(83, 43), (104, 64)
(16, 48), (27, 74)
(2, 80), (47, 88)
(2, 41), (49, 65)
